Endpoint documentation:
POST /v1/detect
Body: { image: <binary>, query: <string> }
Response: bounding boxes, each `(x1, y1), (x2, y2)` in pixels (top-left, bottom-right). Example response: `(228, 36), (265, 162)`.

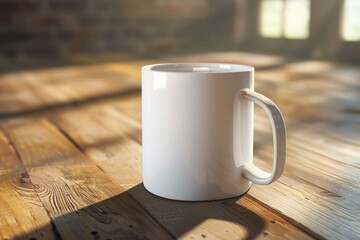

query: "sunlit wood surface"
(0, 52), (359, 240)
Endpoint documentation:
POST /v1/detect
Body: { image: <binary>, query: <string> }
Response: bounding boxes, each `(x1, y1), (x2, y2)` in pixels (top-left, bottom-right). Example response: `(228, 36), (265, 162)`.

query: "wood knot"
(19, 172), (31, 183)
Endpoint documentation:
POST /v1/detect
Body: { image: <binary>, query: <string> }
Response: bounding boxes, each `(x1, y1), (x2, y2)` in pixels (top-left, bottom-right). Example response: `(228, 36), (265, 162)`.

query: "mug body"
(142, 63), (254, 201)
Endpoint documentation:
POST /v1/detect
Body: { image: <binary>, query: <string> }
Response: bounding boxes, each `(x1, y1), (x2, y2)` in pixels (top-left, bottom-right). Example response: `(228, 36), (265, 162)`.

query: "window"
(260, 0), (283, 38)
(260, 0), (310, 39)
(342, 0), (360, 41)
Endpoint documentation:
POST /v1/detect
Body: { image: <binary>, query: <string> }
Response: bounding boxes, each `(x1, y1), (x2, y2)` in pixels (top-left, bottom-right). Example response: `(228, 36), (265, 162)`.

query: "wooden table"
(0, 52), (359, 240)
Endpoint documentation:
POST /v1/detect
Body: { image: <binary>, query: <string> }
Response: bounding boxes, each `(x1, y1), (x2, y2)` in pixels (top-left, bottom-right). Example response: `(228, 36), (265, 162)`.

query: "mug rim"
(142, 63), (254, 74)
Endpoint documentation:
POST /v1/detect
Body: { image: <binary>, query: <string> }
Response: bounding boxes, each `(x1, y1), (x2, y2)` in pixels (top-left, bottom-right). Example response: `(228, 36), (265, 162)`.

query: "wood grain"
(3, 119), (173, 240)
(248, 115), (360, 240)
(168, 53), (360, 240)
(52, 107), (315, 240)
(0, 131), (56, 240)
(61, 85), (360, 239)
(1, 52), (359, 239)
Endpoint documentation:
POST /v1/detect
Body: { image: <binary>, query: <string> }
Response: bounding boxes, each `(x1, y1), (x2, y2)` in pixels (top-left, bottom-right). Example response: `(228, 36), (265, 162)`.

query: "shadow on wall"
(17, 183), (265, 240)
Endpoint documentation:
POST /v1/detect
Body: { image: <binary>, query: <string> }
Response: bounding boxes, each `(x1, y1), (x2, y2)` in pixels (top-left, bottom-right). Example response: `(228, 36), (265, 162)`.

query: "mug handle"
(235, 88), (286, 185)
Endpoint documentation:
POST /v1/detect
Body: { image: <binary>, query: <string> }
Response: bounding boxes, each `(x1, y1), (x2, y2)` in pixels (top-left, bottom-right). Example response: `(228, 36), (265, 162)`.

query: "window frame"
(258, 0), (311, 40)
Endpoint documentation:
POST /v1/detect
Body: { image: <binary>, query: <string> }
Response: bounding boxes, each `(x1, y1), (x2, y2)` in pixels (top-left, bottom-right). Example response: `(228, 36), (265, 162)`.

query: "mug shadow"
(16, 183), (265, 240)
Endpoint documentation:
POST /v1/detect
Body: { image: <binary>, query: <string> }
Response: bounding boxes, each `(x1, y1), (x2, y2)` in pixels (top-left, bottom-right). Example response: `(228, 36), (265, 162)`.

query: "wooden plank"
(166, 52), (286, 69)
(0, 90), (43, 115)
(73, 95), (143, 123)
(0, 130), (56, 240)
(52, 107), (315, 240)
(3, 119), (89, 168)
(274, 60), (360, 85)
(34, 76), (133, 104)
(247, 123), (360, 240)
(52, 108), (143, 186)
(0, 62), (143, 116)
(3, 119), (173, 240)
(247, 103), (360, 239)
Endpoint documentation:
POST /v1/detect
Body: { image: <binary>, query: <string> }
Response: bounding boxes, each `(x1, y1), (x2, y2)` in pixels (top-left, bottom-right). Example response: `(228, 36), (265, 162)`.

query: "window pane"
(260, 0), (284, 38)
(342, 0), (360, 41)
(284, 0), (310, 39)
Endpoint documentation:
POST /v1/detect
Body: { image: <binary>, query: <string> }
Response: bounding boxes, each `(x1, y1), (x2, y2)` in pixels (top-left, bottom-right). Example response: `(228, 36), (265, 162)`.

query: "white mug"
(142, 63), (286, 201)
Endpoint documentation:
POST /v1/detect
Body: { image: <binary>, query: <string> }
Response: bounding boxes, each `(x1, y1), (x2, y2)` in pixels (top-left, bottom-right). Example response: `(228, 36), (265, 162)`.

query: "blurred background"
(1, 0), (360, 71)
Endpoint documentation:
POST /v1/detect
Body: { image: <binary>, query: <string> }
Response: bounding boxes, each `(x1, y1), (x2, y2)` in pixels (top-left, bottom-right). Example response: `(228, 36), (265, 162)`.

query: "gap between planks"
(59, 98), (360, 240)
(0, 129), (59, 240)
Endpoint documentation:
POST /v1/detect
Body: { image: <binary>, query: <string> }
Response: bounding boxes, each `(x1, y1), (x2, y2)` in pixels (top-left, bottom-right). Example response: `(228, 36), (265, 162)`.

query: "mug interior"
(143, 63), (253, 73)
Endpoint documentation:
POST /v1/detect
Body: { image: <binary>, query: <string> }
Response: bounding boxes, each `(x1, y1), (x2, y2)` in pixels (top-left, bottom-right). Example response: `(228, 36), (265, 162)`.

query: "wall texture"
(0, 0), (238, 66)
(1, 0), (359, 67)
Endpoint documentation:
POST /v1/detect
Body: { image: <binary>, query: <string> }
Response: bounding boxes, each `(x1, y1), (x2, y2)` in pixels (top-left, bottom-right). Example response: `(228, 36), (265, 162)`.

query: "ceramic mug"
(142, 63), (286, 201)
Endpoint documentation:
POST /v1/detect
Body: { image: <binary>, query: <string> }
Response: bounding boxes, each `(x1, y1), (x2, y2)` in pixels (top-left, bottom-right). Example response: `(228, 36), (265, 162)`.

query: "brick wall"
(0, 0), (238, 66)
